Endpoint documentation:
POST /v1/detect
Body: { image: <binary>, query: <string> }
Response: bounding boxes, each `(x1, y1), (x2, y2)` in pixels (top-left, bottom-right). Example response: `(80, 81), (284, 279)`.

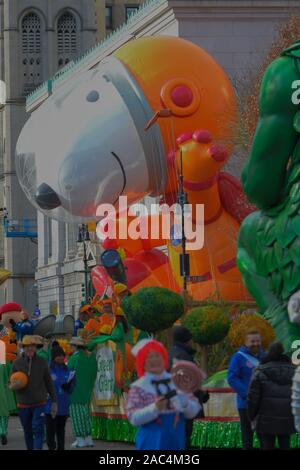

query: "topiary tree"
(228, 312), (275, 350)
(182, 305), (231, 374)
(122, 287), (184, 334)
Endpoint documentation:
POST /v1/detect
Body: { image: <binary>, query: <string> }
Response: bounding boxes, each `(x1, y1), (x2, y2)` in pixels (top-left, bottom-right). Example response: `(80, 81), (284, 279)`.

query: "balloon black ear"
(35, 183), (61, 210)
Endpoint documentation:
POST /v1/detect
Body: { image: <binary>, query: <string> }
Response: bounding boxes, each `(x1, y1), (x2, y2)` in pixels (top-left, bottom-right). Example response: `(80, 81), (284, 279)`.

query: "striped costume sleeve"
(126, 385), (160, 427)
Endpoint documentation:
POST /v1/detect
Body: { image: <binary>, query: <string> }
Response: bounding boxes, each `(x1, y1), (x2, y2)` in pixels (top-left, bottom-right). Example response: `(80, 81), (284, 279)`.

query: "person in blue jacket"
(45, 345), (76, 451)
(9, 310), (34, 341)
(228, 329), (266, 450)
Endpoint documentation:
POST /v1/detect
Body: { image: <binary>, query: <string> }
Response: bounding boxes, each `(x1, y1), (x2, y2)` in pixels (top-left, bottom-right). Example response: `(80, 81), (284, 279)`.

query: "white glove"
(171, 392), (189, 411)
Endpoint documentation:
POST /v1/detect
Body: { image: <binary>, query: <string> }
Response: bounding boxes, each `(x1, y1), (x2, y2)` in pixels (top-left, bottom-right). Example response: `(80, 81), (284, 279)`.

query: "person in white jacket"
(126, 339), (200, 450)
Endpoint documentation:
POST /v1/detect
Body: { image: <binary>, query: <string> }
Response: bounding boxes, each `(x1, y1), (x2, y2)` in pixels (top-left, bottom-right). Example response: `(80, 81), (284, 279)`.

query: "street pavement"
(2, 416), (134, 451)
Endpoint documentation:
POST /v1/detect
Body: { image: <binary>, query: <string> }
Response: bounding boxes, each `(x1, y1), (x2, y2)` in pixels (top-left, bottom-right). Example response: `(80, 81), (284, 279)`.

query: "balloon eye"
(86, 90), (100, 102)
(161, 79), (200, 116)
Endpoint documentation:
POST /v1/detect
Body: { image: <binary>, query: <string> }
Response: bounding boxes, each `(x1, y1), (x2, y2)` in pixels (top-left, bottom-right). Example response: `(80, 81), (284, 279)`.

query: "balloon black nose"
(35, 183), (61, 210)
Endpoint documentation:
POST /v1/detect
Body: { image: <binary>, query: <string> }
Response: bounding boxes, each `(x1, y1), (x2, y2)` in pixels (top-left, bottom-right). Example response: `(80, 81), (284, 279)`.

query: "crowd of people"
(6, 334), (97, 450)
(0, 301), (299, 451)
(0, 313), (210, 451)
(228, 330), (296, 450)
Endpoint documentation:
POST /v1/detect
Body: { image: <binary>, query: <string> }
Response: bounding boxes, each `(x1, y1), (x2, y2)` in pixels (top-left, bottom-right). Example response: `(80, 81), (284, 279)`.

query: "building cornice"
(173, 6), (300, 20)
(4, 99), (26, 105)
(169, 0), (300, 5)
(26, 0), (300, 112)
(9, 273), (35, 279)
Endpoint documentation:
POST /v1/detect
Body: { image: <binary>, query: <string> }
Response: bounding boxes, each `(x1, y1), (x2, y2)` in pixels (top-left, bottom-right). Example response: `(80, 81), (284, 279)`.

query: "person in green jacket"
(0, 363), (9, 445)
(68, 337), (97, 449)
(34, 336), (49, 362)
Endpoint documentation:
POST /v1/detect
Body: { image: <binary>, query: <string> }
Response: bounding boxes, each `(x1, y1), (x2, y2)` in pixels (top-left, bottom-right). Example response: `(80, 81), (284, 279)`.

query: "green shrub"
(122, 287), (184, 333)
(182, 305), (231, 346)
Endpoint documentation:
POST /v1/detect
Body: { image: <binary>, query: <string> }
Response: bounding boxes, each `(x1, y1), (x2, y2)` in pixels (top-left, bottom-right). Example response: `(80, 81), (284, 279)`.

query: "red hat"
(0, 302), (22, 317)
(133, 339), (168, 378)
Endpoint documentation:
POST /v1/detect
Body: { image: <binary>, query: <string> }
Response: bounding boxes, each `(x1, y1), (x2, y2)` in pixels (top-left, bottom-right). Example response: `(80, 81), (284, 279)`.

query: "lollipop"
(171, 361), (205, 393)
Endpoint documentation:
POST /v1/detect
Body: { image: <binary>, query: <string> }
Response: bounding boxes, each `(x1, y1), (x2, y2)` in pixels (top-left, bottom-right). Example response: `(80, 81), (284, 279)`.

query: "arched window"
(57, 12), (78, 69)
(21, 12), (42, 95)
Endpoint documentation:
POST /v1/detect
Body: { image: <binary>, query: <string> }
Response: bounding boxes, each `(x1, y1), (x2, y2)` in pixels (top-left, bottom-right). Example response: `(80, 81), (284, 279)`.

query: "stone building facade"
(96, 0), (144, 41)
(0, 0), (97, 310)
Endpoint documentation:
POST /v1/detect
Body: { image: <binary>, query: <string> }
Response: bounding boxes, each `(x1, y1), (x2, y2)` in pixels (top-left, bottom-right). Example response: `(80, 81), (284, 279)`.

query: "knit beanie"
(51, 345), (65, 361)
(173, 325), (193, 343)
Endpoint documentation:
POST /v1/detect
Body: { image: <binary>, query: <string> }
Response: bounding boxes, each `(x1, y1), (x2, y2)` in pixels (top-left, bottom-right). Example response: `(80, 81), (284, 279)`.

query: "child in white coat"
(126, 339), (200, 450)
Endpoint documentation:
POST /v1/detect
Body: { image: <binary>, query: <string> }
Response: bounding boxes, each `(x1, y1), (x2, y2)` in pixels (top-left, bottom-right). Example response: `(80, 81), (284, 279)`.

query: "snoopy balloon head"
(16, 36), (236, 222)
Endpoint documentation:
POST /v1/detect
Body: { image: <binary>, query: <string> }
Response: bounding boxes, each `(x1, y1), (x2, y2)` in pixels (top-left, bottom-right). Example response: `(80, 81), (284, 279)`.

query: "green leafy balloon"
(237, 40), (300, 351)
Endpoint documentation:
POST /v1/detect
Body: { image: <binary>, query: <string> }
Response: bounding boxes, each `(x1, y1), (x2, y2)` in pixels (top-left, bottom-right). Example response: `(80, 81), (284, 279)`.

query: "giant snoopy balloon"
(16, 37), (254, 301)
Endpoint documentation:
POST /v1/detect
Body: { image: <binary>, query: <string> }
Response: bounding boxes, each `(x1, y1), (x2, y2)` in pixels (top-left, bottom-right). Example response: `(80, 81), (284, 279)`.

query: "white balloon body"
(16, 58), (166, 222)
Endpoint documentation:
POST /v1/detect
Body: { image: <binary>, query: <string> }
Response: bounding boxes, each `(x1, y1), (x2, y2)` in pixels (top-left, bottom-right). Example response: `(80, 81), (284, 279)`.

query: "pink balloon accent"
(209, 144), (228, 162)
(176, 132), (193, 146)
(171, 85), (193, 108)
(193, 129), (212, 144)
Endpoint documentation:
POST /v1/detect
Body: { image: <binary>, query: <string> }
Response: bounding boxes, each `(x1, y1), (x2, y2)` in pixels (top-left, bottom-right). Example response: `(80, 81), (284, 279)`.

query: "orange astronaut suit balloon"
(16, 37), (254, 301)
(103, 37), (254, 301)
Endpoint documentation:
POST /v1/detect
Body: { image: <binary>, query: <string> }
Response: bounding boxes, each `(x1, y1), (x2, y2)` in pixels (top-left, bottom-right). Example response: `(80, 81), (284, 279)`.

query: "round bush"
(182, 305), (231, 346)
(122, 287), (184, 333)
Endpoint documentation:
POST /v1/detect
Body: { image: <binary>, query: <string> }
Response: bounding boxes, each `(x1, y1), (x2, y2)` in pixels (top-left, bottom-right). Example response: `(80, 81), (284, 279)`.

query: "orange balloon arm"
(144, 109), (173, 131)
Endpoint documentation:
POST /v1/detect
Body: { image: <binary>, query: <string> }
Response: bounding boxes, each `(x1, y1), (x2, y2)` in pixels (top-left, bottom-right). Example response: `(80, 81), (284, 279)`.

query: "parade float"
(13, 33), (300, 447)
(82, 279), (185, 443)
